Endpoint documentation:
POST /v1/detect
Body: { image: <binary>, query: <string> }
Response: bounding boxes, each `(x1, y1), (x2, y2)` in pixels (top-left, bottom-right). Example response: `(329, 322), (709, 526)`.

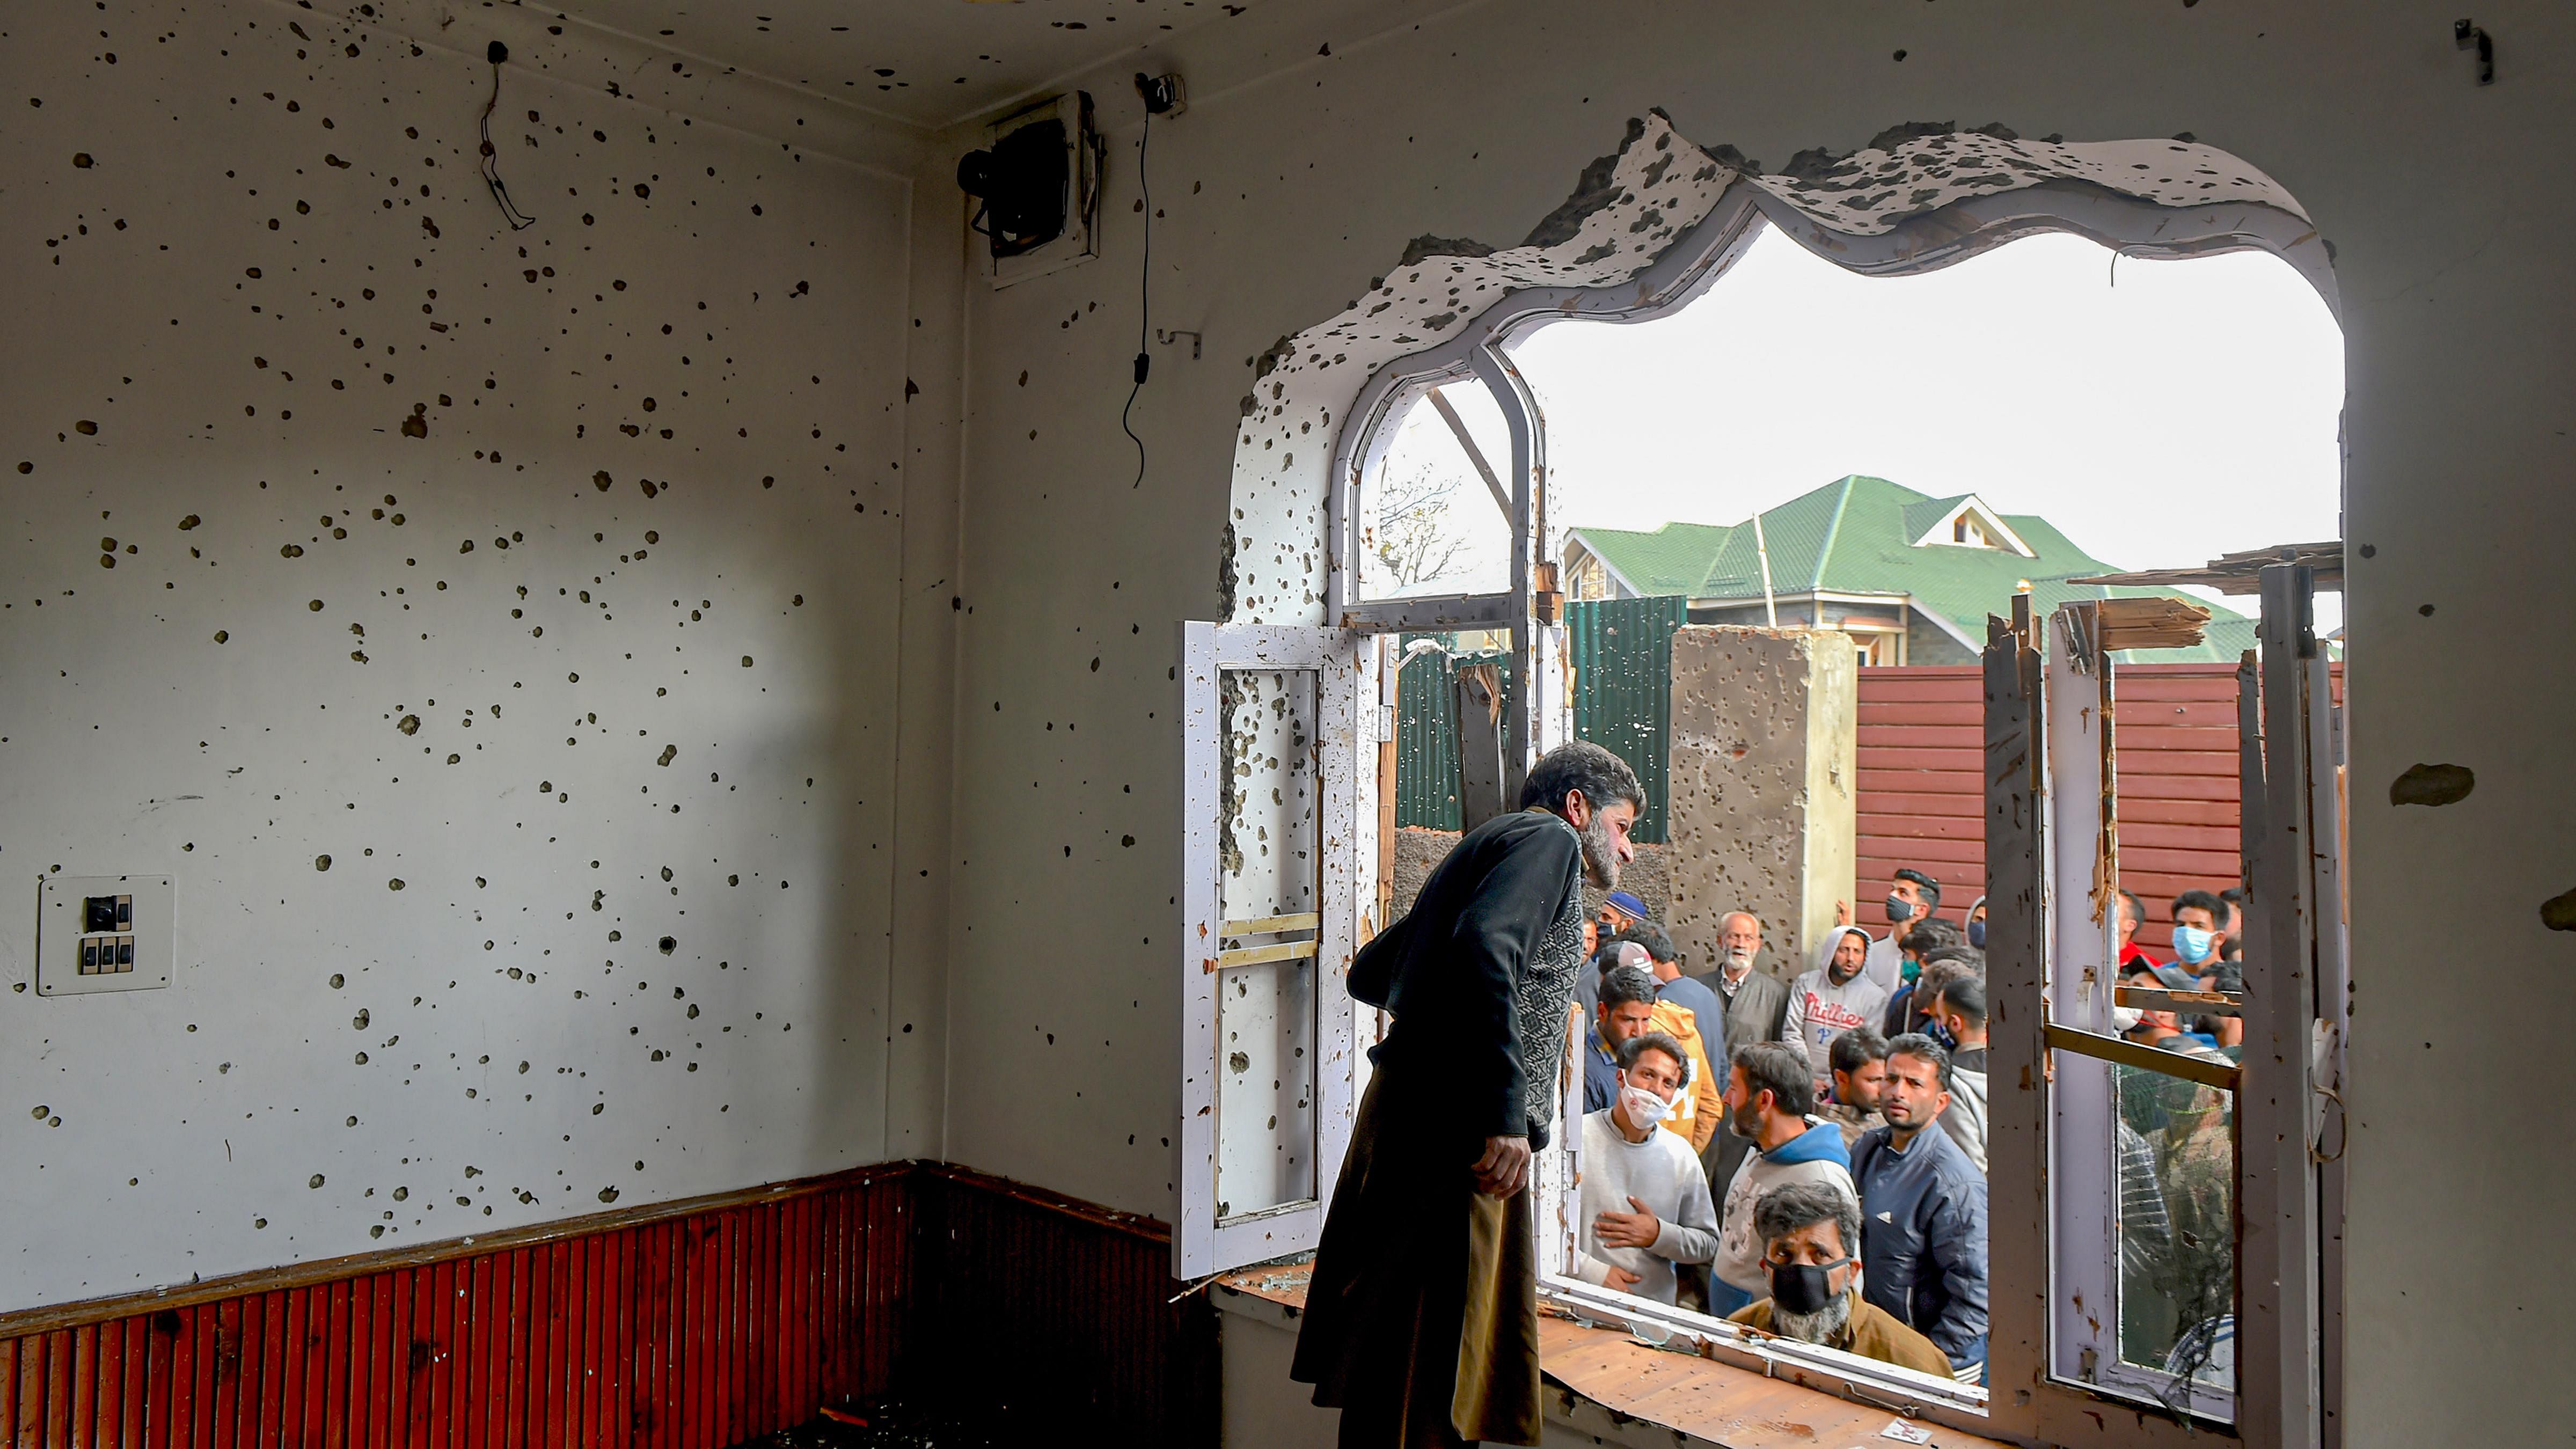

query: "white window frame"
(1278, 136), (2344, 1443)
(1174, 621), (1366, 1279)
(2037, 609), (2241, 1422)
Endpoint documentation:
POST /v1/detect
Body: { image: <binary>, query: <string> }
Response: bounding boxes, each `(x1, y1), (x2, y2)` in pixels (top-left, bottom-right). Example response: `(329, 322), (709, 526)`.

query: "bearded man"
(1293, 741), (1642, 1448)
(1726, 1182), (1953, 1377)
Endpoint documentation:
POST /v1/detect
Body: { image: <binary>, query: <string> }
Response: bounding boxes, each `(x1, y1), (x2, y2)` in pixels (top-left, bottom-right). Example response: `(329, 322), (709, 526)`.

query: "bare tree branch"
(1368, 459), (1472, 589)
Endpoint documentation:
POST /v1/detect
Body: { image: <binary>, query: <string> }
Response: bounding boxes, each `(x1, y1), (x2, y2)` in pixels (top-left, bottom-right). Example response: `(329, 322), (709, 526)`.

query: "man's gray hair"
(1721, 910), (1763, 935)
(1753, 1182), (1862, 1263)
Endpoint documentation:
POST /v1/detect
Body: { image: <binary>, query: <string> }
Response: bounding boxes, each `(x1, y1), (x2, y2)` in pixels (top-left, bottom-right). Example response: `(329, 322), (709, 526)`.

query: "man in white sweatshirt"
(1709, 1041), (1857, 1314)
(1575, 1031), (1721, 1306)
(1781, 924), (1891, 1097)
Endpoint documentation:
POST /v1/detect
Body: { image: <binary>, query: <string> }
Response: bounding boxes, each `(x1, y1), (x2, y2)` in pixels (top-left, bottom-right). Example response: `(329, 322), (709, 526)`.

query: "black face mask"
(1767, 1256), (1852, 1316)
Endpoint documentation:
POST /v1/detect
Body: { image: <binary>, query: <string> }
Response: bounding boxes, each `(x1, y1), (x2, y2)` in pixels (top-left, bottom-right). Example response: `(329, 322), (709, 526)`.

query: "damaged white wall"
(943, 1), (2574, 1441)
(0, 1), (949, 1312)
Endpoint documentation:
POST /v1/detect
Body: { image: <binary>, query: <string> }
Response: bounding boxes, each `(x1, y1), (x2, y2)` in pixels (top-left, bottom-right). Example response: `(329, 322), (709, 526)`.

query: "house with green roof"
(1561, 475), (2256, 664)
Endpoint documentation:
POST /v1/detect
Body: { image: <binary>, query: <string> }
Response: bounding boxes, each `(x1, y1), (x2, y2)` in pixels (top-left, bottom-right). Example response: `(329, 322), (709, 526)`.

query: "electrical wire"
(480, 53), (537, 231)
(1119, 108), (1151, 488)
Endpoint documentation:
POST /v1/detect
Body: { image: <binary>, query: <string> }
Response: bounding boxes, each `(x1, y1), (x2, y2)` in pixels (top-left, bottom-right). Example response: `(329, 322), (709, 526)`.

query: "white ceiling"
(544, 0), (1259, 131)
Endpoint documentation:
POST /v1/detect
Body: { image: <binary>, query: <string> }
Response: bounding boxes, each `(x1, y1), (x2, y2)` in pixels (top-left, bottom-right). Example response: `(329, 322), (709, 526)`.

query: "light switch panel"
(38, 874), (174, 995)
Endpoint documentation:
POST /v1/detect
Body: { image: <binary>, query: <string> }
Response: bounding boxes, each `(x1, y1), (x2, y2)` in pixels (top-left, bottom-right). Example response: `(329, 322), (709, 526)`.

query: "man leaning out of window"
(1574, 1031), (1719, 1306)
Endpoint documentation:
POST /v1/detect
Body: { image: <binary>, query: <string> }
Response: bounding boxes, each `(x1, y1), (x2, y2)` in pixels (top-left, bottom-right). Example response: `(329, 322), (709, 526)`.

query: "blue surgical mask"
(1927, 1021), (1959, 1052)
(1967, 919), (1987, 950)
(2173, 926), (2215, 965)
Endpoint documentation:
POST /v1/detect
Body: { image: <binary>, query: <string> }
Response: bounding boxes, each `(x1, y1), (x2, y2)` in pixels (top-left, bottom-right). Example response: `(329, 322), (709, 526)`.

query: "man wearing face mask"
(1836, 868), (1941, 994)
(2168, 889), (2229, 979)
(1964, 895), (1988, 952)
(1849, 1034), (1989, 1382)
(1297, 742), (1641, 1447)
(1781, 924), (1890, 1098)
(1708, 1042), (1855, 1315)
(1728, 1183), (1953, 1377)
(1574, 1033), (1720, 1306)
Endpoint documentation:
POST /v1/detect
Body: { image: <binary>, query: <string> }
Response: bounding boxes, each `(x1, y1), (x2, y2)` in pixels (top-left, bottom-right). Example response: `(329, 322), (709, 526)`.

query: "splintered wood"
(2091, 594), (2211, 652)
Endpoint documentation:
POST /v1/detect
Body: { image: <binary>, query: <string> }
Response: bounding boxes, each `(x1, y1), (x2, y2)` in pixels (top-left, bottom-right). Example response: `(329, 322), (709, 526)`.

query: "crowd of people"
(1568, 865), (2244, 1386)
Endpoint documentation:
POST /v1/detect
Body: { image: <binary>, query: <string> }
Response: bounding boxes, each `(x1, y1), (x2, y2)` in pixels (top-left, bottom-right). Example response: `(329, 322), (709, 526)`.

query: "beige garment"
(1293, 1067), (1543, 1447)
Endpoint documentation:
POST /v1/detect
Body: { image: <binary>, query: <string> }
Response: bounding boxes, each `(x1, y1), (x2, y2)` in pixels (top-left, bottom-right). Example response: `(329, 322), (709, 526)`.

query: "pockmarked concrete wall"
(946, 0), (2576, 1438)
(0, 1), (937, 1312)
(1665, 628), (1856, 983)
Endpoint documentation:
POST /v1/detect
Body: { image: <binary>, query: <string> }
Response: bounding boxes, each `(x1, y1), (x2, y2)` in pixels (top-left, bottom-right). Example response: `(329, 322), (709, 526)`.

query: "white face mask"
(1617, 1079), (1674, 1131)
(2112, 1005), (2145, 1034)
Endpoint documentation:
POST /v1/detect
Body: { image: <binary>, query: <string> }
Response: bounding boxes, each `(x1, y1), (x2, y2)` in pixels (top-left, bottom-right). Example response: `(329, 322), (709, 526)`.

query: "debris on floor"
(764, 1397), (1043, 1449)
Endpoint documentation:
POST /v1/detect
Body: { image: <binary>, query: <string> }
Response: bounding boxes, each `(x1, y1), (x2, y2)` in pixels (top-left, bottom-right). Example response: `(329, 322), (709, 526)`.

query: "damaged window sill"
(1212, 1265), (2010, 1449)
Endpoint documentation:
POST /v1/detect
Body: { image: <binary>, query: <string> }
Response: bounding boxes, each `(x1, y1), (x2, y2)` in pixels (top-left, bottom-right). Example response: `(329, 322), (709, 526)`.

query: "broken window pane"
(2114, 1063), (2237, 1400)
(1214, 667), (1322, 1220)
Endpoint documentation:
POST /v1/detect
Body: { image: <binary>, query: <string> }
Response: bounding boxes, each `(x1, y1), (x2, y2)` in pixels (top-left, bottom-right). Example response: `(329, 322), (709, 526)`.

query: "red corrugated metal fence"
(1856, 662), (2310, 950)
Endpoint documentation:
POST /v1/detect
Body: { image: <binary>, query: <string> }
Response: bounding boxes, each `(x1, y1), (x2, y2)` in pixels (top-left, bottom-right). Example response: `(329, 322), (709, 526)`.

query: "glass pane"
(1356, 387), (1513, 601)
(1215, 667), (1321, 1220)
(1217, 956), (1316, 1219)
(2114, 1063), (2237, 1397)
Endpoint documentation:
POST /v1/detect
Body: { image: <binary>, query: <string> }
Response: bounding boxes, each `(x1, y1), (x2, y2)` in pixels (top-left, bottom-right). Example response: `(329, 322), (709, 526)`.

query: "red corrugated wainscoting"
(0, 1162), (1217, 1448)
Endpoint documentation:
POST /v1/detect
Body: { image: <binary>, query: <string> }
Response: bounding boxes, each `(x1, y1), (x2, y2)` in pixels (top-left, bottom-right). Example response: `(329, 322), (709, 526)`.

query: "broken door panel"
(1177, 623), (1362, 1279)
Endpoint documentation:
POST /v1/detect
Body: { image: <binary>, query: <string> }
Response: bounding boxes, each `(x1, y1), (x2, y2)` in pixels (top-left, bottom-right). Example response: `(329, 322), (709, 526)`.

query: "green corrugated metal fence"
(1569, 595), (1687, 843)
(1393, 638), (1507, 830)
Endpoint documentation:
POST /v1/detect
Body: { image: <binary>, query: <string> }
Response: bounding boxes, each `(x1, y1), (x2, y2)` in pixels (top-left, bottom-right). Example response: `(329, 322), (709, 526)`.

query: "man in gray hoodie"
(1780, 924), (1890, 1097)
(1929, 976), (1989, 1174)
(1709, 1041), (1856, 1316)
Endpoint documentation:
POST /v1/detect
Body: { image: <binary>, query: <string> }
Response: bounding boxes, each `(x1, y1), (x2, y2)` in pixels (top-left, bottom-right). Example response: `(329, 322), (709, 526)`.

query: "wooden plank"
(0, 1166), (920, 1344)
(1219, 912), (1320, 936)
(418, 1260), (446, 1449)
(1855, 836), (1984, 868)
(1209, 939), (1318, 969)
(39, 1332), (64, 1449)
(1858, 791), (1988, 818)
(1858, 723), (1987, 749)
(1855, 769), (1981, 796)
(1533, 1316), (2012, 1448)
(343, 1280), (372, 1449)
(272, 1290), (302, 1449)
(20, 1331), (48, 1449)
(1862, 747), (1985, 773)
(1857, 699), (1984, 727)
(209, 1302), (239, 1449)
(2046, 1022), (2240, 1089)
(320, 1282), (348, 1449)
(2109, 771), (2240, 802)
(502, 1253), (530, 1449)
(179, 1304), (208, 1449)
(73, 1319), (101, 1449)
(1857, 811), (1986, 842)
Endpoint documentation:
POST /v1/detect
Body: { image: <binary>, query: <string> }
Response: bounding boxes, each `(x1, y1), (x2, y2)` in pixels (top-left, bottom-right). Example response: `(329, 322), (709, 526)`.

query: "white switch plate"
(37, 874), (174, 995)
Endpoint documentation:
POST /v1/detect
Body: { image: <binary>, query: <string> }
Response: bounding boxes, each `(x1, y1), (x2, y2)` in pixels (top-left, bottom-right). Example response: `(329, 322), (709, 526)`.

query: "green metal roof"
(1564, 519), (1735, 597)
(1565, 475), (2252, 662)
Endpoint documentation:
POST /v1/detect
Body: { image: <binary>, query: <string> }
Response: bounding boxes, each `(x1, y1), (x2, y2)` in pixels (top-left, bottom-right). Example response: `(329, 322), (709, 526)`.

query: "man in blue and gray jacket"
(1849, 1032), (1989, 1382)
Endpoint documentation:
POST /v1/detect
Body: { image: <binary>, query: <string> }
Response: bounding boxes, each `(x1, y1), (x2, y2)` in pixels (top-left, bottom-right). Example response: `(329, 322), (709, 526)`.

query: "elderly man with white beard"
(1726, 1182), (1953, 1378)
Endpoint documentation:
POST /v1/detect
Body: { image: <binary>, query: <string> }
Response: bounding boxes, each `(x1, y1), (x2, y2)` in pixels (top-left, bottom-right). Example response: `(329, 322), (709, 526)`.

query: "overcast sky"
(1371, 224), (2346, 629)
